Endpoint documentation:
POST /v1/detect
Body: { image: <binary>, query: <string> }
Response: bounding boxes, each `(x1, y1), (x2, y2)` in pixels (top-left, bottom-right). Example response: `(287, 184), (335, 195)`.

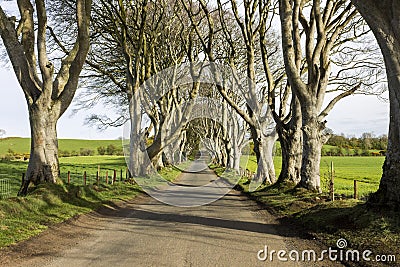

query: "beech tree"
(350, 0), (400, 208)
(183, 0), (279, 184)
(0, 0), (91, 195)
(56, 0), (202, 174)
(279, 0), (384, 191)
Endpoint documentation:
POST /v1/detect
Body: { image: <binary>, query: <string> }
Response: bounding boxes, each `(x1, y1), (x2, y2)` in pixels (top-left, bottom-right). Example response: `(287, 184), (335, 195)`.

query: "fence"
(0, 178), (11, 199)
(61, 168), (131, 186)
(325, 161), (373, 201)
(0, 166), (133, 199)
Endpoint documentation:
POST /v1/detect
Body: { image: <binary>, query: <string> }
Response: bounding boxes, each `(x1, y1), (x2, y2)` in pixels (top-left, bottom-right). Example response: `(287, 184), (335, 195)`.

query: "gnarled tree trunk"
(128, 87), (149, 177)
(277, 97), (302, 184)
(23, 104), (60, 190)
(300, 105), (324, 192)
(250, 127), (277, 184)
(277, 125), (302, 185)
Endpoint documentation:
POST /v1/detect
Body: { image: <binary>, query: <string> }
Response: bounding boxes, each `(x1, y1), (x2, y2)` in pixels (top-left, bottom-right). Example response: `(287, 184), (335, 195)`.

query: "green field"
(0, 136), (385, 199)
(0, 137), (123, 156)
(0, 156), (128, 197)
(0, 156), (193, 198)
(1, 154), (384, 199)
(243, 155), (384, 198)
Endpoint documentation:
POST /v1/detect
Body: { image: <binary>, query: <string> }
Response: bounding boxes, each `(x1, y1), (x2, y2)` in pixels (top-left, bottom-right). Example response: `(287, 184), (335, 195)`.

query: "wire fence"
(0, 178), (11, 199)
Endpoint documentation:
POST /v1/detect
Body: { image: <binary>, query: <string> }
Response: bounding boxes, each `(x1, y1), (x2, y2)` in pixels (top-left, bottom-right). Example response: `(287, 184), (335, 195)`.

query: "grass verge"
(211, 165), (399, 266)
(247, 184), (399, 266)
(0, 181), (142, 248)
(0, 160), (189, 249)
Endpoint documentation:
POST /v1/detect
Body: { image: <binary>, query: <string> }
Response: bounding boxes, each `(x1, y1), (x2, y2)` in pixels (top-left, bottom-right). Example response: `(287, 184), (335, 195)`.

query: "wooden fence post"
(106, 171), (108, 184)
(96, 171), (99, 186)
(84, 171), (87, 186)
(354, 180), (358, 199)
(113, 169), (116, 184)
(125, 168), (128, 180)
(330, 161), (335, 201)
(120, 169), (123, 181)
(68, 171), (70, 185)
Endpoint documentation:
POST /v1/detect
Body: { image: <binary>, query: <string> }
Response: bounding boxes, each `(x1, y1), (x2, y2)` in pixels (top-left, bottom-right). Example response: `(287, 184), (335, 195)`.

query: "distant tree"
(349, 137), (360, 149)
(0, 129), (5, 138)
(79, 148), (94, 156)
(335, 147), (345, 157)
(361, 148), (370, 157)
(327, 135), (347, 147)
(59, 150), (71, 157)
(97, 146), (106, 156)
(71, 150), (79, 157)
(360, 133), (373, 150)
(106, 144), (117, 155)
(345, 147), (351, 157)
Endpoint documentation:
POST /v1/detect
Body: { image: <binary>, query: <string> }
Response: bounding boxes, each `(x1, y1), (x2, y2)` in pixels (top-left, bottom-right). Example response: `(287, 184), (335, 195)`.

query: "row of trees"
(326, 133), (388, 151)
(0, 0), (399, 208)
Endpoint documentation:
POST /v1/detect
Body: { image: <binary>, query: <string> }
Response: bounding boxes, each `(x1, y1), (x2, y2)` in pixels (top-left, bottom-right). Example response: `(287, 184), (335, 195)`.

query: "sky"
(0, 68), (123, 140)
(0, 66), (389, 140)
(0, 1), (389, 140)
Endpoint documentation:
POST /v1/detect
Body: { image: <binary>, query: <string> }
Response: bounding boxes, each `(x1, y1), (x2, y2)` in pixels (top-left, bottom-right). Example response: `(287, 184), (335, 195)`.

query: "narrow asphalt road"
(1, 157), (344, 267)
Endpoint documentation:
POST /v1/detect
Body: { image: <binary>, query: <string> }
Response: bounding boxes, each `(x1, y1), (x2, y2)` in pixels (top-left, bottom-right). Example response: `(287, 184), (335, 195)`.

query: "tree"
(350, 0), (400, 208)
(279, 0), (384, 191)
(97, 146), (106, 155)
(0, 0), (92, 195)
(0, 129), (5, 139)
(183, 0), (279, 184)
(65, 0), (201, 174)
(256, 0), (303, 185)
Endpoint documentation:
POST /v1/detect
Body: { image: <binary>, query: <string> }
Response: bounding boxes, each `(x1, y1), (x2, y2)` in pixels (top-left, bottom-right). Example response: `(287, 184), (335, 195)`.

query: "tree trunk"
(371, 72), (400, 207)
(277, 98), (302, 184)
(224, 140), (233, 169)
(351, 0), (400, 208)
(299, 106), (324, 192)
(233, 150), (242, 172)
(129, 130), (149, 176)
(250, 127), (277, 185)
(277, 123), (302, 184)
(231, 140), (242, 172)
(0, 0), (91, 195)
(18, 104), (60, 195)
(128, 91), (149, 177)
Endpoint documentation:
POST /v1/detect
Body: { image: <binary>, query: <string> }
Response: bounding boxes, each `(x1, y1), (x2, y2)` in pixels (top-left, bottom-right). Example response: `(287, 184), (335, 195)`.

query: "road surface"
(0, 158), (344, 267)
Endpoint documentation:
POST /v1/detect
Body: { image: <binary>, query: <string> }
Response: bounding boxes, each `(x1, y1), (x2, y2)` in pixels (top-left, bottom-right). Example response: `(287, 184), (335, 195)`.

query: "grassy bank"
(0, 156), (189, 248)
(212, 159), (398, 266)
(239, 184), (399, 266)
(0, 181), (142, 248)
(0, 156), (128, 197)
